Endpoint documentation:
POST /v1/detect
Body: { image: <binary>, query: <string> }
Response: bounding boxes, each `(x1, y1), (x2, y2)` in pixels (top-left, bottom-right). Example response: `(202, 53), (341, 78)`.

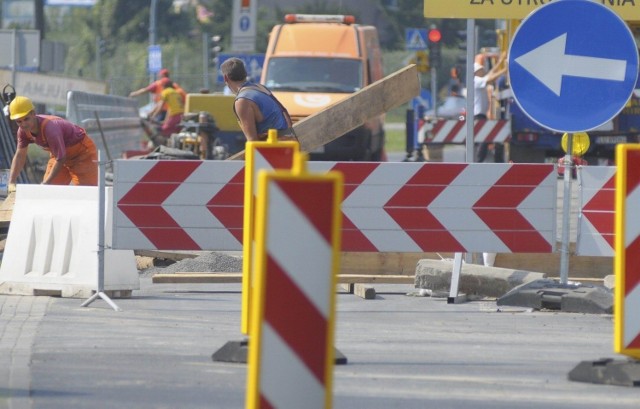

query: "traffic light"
(428, 27), (442, 69)
(210, 34), (223, 67)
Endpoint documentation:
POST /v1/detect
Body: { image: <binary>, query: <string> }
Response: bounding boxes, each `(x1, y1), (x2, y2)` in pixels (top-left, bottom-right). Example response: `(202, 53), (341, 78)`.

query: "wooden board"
(134, 249), (201, 261)
(0, 192), (15, 228)
(151, 273), (414, 285)
(227, 64), (420, 160)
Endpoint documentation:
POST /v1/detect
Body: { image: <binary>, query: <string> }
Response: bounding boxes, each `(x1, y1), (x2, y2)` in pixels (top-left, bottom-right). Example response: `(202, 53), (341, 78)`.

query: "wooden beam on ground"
(0, 192), (15, 229)
(340, 252), (453, 275)
(151, 273), (414, 285)
(134, 249), (200, 261)
(227, 64), (420, 160)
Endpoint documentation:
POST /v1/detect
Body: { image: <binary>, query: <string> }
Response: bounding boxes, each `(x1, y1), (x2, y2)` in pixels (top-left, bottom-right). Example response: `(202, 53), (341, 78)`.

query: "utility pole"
(148, 0), (157, 103)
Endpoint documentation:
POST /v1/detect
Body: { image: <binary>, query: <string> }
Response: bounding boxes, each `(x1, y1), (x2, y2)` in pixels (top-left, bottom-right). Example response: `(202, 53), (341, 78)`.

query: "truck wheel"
(509, 144), (545, 163)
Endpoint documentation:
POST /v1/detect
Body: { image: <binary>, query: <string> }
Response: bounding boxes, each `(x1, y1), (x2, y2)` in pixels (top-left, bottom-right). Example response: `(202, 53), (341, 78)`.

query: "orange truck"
(261, 14), (386, 161)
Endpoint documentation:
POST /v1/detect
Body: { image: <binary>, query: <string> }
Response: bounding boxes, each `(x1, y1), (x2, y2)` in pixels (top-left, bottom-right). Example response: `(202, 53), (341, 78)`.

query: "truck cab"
(261, 14), (385, 161)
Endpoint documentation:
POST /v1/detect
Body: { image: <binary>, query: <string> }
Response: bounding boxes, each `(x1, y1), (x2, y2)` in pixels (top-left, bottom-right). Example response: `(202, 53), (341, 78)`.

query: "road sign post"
(147, 44), (162, 75)
(509, 0), (639, 285)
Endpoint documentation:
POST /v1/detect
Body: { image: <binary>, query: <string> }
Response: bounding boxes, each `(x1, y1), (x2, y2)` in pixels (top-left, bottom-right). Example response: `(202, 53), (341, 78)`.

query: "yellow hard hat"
(9, 96), (34, 120)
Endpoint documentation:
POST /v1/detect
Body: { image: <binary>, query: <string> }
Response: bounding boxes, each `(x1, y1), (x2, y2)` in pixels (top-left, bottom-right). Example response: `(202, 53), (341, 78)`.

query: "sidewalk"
(1, 277), (638, 408)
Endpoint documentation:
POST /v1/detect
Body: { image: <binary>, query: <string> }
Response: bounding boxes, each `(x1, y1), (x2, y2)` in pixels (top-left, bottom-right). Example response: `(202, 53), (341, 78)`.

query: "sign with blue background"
(509, 0), (639, 133)
(216, 53), (265, 84)
(405, 28), (428, 51)
(147, 45), (162, 75)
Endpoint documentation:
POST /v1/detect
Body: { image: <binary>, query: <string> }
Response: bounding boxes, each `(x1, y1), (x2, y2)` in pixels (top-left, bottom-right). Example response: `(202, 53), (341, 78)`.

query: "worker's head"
(159, 68), (170, 78)
(159, 77), (173, 88)
(9, 96), (35, 121)
(474, 62), (485, 76)
(220, 58), (247, 83)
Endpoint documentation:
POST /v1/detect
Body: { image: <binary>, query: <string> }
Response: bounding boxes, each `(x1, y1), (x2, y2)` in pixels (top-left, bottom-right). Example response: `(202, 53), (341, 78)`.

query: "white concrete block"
(0, 185), (139, 298)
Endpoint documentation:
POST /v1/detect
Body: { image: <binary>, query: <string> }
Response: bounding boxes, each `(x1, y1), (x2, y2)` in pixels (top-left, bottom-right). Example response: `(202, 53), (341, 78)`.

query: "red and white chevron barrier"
(614, 145), (640, 359)
(246, 161), (341, 409)
(577, 166), (616, 257)
(112, 160), (556, 253)
(418, 118), (511, 144)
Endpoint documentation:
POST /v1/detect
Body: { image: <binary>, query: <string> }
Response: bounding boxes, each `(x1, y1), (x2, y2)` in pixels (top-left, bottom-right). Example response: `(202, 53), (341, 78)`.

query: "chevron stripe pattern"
(113, 161), (556, 253)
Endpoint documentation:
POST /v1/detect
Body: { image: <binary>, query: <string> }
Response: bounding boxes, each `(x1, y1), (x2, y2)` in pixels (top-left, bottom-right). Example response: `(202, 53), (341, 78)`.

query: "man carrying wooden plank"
(221, 57), (294, 142)
(227, 64), (420, 159)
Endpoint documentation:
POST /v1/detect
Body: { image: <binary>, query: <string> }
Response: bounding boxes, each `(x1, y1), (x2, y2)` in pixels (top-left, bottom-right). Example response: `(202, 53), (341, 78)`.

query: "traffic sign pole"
(509, 0), (639, 285)
(559, 133), (573, 284)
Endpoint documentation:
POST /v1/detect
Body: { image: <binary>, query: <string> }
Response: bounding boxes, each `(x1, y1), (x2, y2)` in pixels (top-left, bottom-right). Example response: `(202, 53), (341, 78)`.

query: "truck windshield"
(264, 57), (362, 93)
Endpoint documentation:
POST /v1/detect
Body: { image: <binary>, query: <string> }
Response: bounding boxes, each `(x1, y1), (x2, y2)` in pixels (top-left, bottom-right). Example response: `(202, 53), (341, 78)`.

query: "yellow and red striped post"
(246, 152), (343, 409)
(242, 130), (299, 335)
(614, 144), (640, 358)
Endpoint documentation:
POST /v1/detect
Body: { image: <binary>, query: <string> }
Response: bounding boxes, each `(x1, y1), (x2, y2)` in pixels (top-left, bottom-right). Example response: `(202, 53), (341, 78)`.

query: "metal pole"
(450, 18), (477, 303)
(95, 36), (101, 80)
(81, 150), (121, 311)
(202, 32), (210, 90)
(465, 19), (475, 164)
(11, 29), (17, 87)
(559, 133), (573, 284)
(148, 0), (157, 103)
(464, 18), (475, 267)
(430, 66), (437, 118)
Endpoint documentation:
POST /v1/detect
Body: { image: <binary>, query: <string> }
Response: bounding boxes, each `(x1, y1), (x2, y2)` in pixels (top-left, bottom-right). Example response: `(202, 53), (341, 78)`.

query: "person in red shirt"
(7, 96), (98, 187)
(149, 78), (185, 138)
(129, 68), (186, 121)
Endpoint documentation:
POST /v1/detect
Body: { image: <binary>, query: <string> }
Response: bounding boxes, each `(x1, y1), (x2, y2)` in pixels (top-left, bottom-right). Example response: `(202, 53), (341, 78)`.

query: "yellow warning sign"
(561, 132), (590, 157)
(424, 1), (640, 21)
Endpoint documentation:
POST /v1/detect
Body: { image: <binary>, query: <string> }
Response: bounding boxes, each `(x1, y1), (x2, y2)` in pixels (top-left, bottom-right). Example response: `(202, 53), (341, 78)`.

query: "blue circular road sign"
(509, 0), (639, 133)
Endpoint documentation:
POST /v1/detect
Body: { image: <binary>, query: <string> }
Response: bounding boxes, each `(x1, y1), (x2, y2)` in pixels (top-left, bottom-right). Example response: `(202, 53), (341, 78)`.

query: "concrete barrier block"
(414, 259), (547, 298)
(497, 278), (613, 314)
(0, 185), (139, 298)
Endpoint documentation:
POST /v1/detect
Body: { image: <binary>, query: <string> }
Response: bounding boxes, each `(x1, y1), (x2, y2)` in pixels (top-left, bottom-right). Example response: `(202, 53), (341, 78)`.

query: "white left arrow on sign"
(515, 33), (627, 96)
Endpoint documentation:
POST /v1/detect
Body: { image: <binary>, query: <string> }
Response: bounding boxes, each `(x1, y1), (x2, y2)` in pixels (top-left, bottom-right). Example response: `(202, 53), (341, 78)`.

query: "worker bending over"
(7, 96), (98, 188)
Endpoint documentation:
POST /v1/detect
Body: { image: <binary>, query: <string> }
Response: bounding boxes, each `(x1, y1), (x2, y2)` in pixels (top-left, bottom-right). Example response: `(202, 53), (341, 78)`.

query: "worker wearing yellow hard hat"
(7, 96), (98, 189)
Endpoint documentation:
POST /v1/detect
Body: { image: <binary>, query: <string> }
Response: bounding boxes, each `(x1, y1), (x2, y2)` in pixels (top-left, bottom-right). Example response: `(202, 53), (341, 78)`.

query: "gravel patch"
(139, 252), (243, 277)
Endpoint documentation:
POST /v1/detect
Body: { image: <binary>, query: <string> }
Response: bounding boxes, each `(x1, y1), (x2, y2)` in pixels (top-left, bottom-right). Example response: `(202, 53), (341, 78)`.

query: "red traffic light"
(428, 28), (442, 43)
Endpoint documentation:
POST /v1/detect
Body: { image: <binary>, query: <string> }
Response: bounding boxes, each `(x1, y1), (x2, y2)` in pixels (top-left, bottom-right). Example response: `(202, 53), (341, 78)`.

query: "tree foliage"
(42, 0), (498, 95)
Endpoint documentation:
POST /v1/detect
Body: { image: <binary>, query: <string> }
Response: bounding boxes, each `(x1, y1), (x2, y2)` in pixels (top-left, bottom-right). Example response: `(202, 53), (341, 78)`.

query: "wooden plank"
(228, 64), (420, 160)
(338, 275), (414, 284)
(134, 249), (200, 261)
(0, 192), (15, 228)
(340, 252), (453, 275)
(353, 284), (376, 300)
(151, 273), (414, 285)
(153, 273), (242, 284)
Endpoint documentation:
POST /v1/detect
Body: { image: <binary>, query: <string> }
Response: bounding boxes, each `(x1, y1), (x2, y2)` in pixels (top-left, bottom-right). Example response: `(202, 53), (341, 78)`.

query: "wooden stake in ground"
(228, 64), (420, 160)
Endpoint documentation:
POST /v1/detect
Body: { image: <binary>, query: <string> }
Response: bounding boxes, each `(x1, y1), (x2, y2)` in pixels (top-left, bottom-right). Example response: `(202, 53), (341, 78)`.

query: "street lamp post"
(148, 0), (157, 103)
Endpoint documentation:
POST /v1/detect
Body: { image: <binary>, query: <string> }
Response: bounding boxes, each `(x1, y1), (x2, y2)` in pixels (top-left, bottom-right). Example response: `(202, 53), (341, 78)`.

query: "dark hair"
(220, 58), (247, 82)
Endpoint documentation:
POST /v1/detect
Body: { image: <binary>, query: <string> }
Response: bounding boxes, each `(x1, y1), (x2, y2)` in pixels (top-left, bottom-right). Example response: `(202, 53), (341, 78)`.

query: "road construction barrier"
(112, 161), (557, 254)
(577, 166), (616, 256)
(614, 145), (640, 359)
(0, 185), (139, 298)
(418, 118), (510, 145)
(242, 131), (299, 334)
(246, 153), (342, 409)
(66, 91), (147, 159)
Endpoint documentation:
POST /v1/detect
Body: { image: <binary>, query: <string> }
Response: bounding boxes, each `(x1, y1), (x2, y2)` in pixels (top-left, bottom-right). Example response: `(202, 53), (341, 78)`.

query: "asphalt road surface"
(1, 279), (638, 409)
